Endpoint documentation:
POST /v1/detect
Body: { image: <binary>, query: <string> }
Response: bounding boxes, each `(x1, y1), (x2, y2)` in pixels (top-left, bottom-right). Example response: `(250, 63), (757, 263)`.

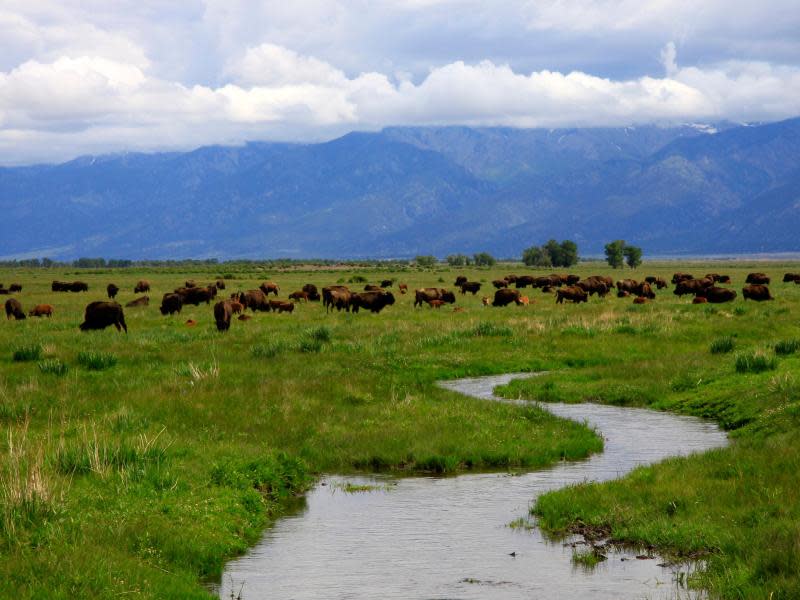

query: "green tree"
(558, 240), (579, 267)
(446, 254), (470, 266)
(522, 240), (579, 267)
(473, 252), (496, 267)
(544, 240), (563, 267)
(415, 255), (437, 268)
(604, 240), (626, 269)
(623, 245), (643, 269)
(522, 246), (551, 267)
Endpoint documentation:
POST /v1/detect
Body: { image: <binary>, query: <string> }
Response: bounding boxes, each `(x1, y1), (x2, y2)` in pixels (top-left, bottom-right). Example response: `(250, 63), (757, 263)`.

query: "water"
(217, 373), (729, 599)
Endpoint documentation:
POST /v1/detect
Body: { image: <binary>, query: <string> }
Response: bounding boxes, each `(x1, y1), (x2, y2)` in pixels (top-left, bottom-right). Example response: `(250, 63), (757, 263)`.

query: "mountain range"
(1, 118), (799, 260)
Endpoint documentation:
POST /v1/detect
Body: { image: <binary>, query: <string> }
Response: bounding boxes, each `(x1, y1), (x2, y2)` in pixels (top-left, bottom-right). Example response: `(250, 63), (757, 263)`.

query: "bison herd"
(1, 270), (796, 333)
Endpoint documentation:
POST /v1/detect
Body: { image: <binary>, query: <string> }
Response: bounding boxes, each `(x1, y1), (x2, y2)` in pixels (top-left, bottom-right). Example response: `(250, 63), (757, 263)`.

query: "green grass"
(774, 339), (800, 355)
(77, 351), (118, 371)
(12, 345), (42, 362)
(710, 336), (736, 354)
(735, 350), (778, 373)
(1, 261), (800, 598)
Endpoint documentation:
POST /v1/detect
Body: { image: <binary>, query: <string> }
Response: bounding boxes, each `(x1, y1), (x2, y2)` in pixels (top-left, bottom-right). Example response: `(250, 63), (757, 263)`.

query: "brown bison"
(577, 277), (610, 297)
(556, 286), (588, 304)
(184, 280), (197, 288)
(505, 274), (518, 283)
(214, 300), (234, 331)
(215, 279), (226, 290)
(269, 300), (295, 314)
(633, 281), (655, 299)
(364, 284), (382, 291)
(696, 286), (737, 303)
(289, 290), (309, 302)
(783, 273), (800, 283)
(427, 299), (445, 308)
(228, 301), (244, 314)
(28, 304), (54, 318)
(107, 283), (119, 299)
(8, 283), (22, 293)
(674, 278), (713, 297)
(616, 279), (638, 293)
(80, 301), (127, 332)
(454, 275), (468, 287)
(237, 314), (252, 321)
(238, 289), (270, 312)
(126, 296), (149, 307)
(745, 273), (770, 285)
(260, 281), (280, 296)
(398, 283), (408, 294)
(671, 272), (694, 284)
(460, 282), (482, 295)
(534, 274), (563, 288)
(160, 293), (183, 315)
(493, 288), (522, 307)
(351, 290), (396, 313)
(414, 288), (456, 307)
(492, 278), (508, 289)
(52, 280), (69, 292)
(742, 284), (773, 301)
(175, 286), (215, 305)
(692, 297), (708, 304)
(5, 298), (26, 320)
(566, 274), (581, 285)
(514, 275), (536, 289)
(134, 280), (150, 293)
(70, 281), (89, 292)
(302, 283), (321, 301)
(323, 286), (351, 312)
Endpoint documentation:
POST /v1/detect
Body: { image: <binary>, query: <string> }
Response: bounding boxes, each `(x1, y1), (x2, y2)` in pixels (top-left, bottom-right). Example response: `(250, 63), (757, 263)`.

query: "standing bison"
(492, 288), (522, 307)
(107, 283), (119, 299)
(556, 286), (588, 304)
(5, 298), (26, 320)
(260, 281), (280, 296)
(214, 300), (234, 331)
(80, 301), (127, 332)
(350, 291), (396, 313)
(742, 285), (773, 301)
(29, 304), (54, 318)
(459, 282), (482, 295)
(134, 280), (151, 293)
(745, 273), (770, 285)
(414, 288), (456, 307)
(160, 293), (183, 315)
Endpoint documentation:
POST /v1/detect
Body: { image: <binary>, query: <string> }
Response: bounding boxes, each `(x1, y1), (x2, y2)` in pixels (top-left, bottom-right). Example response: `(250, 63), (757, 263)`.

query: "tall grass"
(710, 336), (735, 354)
(12, 345), (42, 362)
(735, 350), (778, 373)
(77, 351), (118, 370)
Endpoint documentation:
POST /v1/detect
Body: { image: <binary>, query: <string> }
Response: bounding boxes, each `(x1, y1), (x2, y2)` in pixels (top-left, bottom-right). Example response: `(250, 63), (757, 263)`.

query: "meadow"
(1, 260), (799, 598)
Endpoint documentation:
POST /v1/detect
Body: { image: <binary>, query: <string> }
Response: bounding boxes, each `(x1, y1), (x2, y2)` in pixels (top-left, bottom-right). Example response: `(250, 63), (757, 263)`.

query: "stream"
(216, 373), (729, 599)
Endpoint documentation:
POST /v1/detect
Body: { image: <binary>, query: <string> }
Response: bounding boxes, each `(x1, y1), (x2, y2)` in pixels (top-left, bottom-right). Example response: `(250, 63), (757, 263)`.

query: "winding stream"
(217, 373), (728, 599)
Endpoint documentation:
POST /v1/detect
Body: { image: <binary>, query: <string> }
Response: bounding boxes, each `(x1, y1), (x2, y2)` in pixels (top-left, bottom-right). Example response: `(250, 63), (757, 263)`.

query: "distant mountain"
(1, 119), (798, 259)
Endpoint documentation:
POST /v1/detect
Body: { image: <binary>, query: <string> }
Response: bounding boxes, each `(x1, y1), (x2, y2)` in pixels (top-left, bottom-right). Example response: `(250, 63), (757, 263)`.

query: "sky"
(1, 0), (799, 165)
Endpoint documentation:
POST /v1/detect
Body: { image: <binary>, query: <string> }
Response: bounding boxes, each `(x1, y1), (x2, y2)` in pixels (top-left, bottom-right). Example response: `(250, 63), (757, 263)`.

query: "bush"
(298, 339), (322, 353)
(710, 336), (735, 354)
(774, 339), (800, 355)
(307, 326), (331, 343)
(348, 275), (367, 283)
(77, 352), (118, 371)
(38, 359), (68, 376)
(735, 351), (778, 374)
(12, 345), (42, 362)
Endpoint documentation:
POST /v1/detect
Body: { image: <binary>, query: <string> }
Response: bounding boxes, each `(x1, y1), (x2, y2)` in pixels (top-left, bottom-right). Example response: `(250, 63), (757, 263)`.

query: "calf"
(28, 304), (54, 318)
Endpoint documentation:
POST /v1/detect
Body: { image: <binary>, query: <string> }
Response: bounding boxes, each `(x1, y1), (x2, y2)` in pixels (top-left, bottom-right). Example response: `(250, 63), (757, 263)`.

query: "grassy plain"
(1, 261), (799, 598)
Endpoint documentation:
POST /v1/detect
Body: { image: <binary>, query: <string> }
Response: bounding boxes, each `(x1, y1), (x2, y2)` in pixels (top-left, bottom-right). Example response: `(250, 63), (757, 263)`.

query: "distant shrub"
(735, 351), (777, 374)
(13, 345), (42, 362)
(710, 336), (735, 354)
(774, 339), (800, 355)
(348, 275), (368, 283)
(38, 359), (68, 376)
(77, 352), (117, 371)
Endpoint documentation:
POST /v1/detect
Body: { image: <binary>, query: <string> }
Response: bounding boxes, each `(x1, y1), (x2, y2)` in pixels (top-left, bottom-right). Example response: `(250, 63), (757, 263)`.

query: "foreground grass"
(0, 263), (603, 598)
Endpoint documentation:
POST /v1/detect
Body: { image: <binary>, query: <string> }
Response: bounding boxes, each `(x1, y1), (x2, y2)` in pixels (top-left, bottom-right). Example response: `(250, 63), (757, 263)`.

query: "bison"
(134, 280), (150, 293)
(696, 286), (737, 303)
(259, 281), (280, 296)
(126, 296), (149, 307)
(742, 284), (773, 301)
(633, 281), (655, 299)
(8, 283), (22, 293)
(514, 275), (536, 289)
(238, 289), (270, 312)
(783, 273), (800, 283)
(556, 286), (588, 304)
(454, 275), (468, 287)
(214, 300), (234, 331)
(107, 283), (119, 299)
(414, 288), (456, 307)
(398, 283), (408, 294)
(28, 304), (54, 318)
(5, 298), (26, 320)
(492, 288), (522, 307)
(492, 278), (508, 289)
(364, 284), (382, 291)
(460, 282), (482, 295)
(215, 279), (226, 290)
(269, 300), (295, 314)
(80, 301), (127, 332)
(671, 272), (694, 284)
(160, 293), (183, 315)
(745, 273), (770, 285)
(302, 283), (321, 301)
(323, 286), (351, 312)
(289, 291), (309, 302)
(380, 279), (393, 288)
(674, 278), (713, 297)
(351, 291), (396, 313)
(175, 286), (215, 305)
(427, 299), (445, 308)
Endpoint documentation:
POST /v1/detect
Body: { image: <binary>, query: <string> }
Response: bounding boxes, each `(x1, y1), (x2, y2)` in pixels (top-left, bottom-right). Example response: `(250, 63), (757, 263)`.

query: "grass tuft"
(774, 339), (800, 356)
(251, 342), (287, 359)
(12, 345), (42, 362)
(710, 336), (736, 354)
(735, 350), (778, 374)
(37, 359), (68, 376)
(471, 321), (513, 337)
(77, 351), (118, 371)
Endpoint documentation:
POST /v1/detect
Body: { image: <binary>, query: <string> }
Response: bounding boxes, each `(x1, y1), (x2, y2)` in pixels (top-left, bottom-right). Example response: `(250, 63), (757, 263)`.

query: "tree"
(446, 254), (470, 266)
(522, 246), (551, 267)
(604, 240), (625, 269)
(623, 245), (643, 269)
(559, 240), (579, 267)
(522, 240), (578, 268)
(415, 255), (437, 268)
(472, 252), (496, 267)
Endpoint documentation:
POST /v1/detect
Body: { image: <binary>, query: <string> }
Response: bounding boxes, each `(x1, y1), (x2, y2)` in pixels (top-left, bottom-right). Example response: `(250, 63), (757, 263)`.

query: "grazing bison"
(696, 286), (737, 303)
(492, 278), (508, 289)
(107, 283), (119, 299)
(566, 274), (581, 285)
(215, 279), (226, 290)
(616, 279), (638, 294)
(671, 272), (694, 284)
(126, 296), (149, 307)
(534, 274), (563, 288)
(351, 291), (396, 313)
(302, 283), (321, 301)
(175, 286), (215, 305)
(214, 300), (234, 331)
(134, 280), (150, 293)
(742, 284), (773, 301)
(380, 279), (393, 288)
(5, 298), (26, 320)
(514, 275), (536, 289)
(454, 276), (468, 287)
(52, 280), (69, 292)
(460, 282), (481, 295)
(323, 286), (351, 312)
(398, 283), (408, 294)
(160, 293), (183, 315)
(28, 304), (54, 318)
(745, 273), (770, 285)
(577, 277), (610, 297)
(269, 300), (295, 313)
(414, 288), (456, 307)
(289, 290), (309, 302)
(556, 286), (588, 304)
(505, 274), (519, 283)
(493, 288), (522, 307)
(674, 278), (713, 297)
(8, 283), (22, 293)
(259, 281), (280, 296)
(238, 289), (270, 312)
(71, 281), (89, 292)
(783, 273), (800, 283)
(633, 281), (655, 299)
(80, 301), (127, 332)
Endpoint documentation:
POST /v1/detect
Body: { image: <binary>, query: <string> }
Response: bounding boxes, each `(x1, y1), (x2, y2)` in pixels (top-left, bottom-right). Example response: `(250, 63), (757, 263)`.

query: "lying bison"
(742, 284), (773, 301)
(126, 296), (149, 307)
(28, 304), (54, 318)
(556, 285), (588, 304)
(493, 288), (522, 307)
(80, 301), (127, 332)
(160, 293), (183, 315)
(8, 283), (22, 293)
(745, 272), (770, 285)
(5, 298), (26, 320)
(269, 300), (295, 313)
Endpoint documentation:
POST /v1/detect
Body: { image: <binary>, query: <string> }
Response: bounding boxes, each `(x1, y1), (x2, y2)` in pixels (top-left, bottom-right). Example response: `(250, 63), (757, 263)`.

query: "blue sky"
(1, 0), (799, 164)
